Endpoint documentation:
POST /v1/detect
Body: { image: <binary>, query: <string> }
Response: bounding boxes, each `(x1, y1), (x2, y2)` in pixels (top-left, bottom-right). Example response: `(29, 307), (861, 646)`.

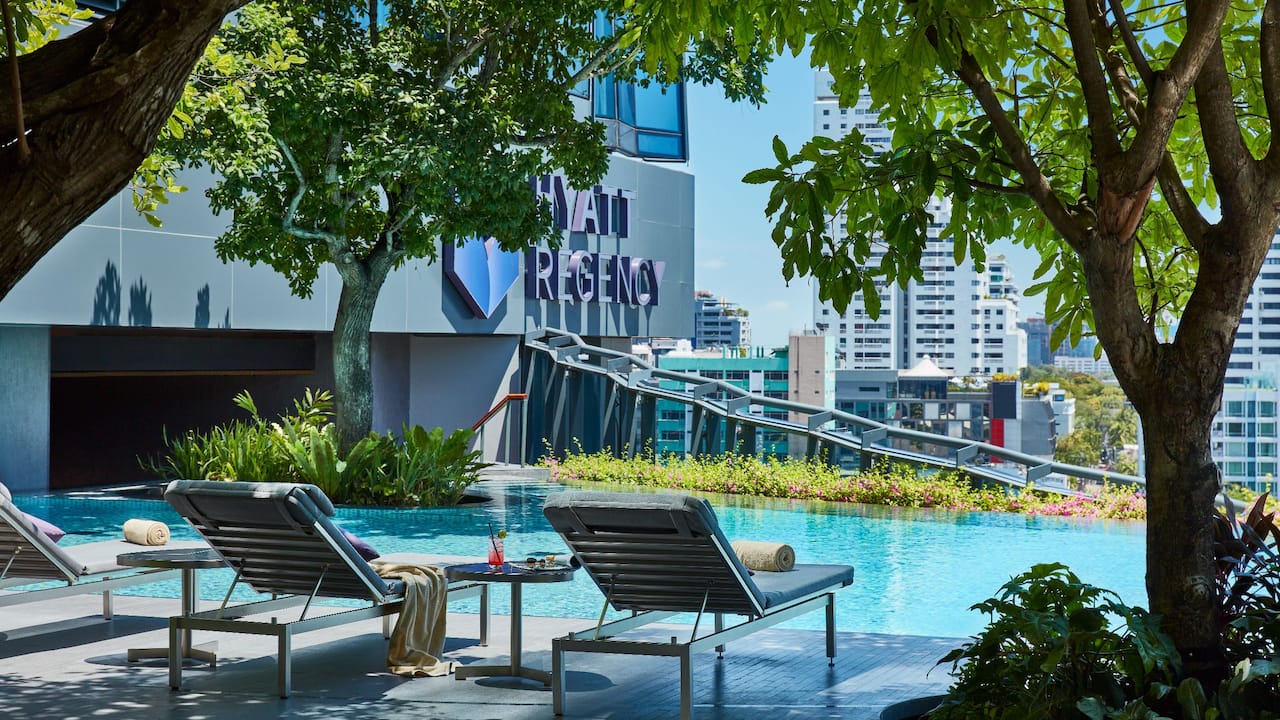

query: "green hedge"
(541, 450), (1146, 520)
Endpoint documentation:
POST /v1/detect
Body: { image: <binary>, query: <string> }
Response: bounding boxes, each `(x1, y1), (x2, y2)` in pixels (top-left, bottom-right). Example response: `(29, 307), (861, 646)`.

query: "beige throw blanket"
(370, 560), (456, 677)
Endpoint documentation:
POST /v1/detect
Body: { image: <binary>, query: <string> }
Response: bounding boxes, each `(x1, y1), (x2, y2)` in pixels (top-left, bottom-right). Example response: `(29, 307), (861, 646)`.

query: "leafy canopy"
(162, 0), (644, 294)
(637, 1), (1246, 351)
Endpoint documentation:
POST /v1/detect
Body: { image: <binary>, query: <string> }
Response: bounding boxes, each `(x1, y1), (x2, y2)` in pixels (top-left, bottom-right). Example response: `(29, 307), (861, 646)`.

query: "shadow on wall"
(194, 284), (232, 330)
(90, 261), (120, 326)
(128, 278), (152, 327)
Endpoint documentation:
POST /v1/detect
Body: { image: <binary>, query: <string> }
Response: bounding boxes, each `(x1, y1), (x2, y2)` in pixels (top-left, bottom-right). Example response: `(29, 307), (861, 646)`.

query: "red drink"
(487, 536), (504, 568)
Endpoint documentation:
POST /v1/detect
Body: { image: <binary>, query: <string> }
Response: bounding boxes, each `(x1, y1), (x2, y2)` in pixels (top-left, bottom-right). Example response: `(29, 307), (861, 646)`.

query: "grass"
(541, 450), (1148, 520)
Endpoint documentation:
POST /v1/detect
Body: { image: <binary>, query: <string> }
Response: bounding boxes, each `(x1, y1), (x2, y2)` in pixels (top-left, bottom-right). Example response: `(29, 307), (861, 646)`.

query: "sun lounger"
(0, 481), (202, 617)
(543, 489), (855, 720)
(163, 479), (489, 697)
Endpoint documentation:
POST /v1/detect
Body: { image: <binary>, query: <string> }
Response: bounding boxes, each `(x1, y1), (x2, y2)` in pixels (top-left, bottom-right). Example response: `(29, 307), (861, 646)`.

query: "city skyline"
(685, 52), (1045, 350)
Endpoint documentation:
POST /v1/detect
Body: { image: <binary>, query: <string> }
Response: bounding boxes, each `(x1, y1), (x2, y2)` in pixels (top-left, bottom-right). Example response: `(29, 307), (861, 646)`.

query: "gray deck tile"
(0, 593), (956, 719)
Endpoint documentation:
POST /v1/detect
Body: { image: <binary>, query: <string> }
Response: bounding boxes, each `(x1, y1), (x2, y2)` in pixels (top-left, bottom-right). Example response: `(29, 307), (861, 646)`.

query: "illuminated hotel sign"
(443, 173), (665, 319)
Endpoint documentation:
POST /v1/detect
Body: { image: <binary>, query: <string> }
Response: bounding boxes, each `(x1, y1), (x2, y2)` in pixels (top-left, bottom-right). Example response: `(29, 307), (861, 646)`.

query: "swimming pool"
(15, 480), (1147, 638)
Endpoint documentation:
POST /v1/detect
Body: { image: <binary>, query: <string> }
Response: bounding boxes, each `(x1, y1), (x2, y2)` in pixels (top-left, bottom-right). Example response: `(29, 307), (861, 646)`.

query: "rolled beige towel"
(123, 518), (170, 546)
(730, 540), (795, 572)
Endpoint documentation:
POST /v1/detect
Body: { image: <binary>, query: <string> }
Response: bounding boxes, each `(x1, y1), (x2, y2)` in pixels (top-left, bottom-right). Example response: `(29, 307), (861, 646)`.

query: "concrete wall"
(371, 333), (411, 435)
(0, 326), (50, 493)
(407, 336), (522, 462)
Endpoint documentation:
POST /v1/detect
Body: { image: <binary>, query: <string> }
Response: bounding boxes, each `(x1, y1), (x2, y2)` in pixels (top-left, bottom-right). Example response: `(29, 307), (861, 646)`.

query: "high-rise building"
(1020, 317), (1053, 367)
(812, 71), (1026, 376)
(1207, 233), (1280, 488)
(693, 290), (751, 349)
(654, 333), (836, 458)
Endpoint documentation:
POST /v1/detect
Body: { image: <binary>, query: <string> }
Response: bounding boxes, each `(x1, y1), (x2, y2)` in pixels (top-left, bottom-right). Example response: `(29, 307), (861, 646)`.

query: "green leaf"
(772, 135), (788, 164)
(743, 168), (786, 184)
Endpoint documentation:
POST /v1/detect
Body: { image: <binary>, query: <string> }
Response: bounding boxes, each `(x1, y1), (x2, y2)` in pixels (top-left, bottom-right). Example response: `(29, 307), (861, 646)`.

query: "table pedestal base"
(124, 564), (218, 667)
(128, 641), (218, 666)
(455, 663), (549, 684)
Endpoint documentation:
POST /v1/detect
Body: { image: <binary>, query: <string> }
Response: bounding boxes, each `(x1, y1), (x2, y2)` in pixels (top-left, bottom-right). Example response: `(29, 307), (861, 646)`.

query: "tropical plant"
(349, 425), (490, 506)
(933, 564), (1181, 720)
(142, 389), (485, 506)
(1215, 493), (1280, 671)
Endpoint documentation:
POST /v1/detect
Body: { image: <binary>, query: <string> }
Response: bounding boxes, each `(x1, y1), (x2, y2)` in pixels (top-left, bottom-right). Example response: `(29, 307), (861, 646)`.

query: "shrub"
(142, 389), (487, 506)
(541, 450), (1147, 520)
(930, 500), (1280, 720)
(933, 564), (1181, 720)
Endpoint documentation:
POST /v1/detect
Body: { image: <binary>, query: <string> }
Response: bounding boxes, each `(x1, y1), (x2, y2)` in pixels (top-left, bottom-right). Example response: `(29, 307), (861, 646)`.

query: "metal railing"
(521, 328), (1145, 495)
(472, 393), (527, 466)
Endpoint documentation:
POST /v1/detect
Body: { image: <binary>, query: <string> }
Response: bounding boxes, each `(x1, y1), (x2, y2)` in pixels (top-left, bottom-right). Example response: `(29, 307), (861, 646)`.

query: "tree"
(1055, 427), (1103, 467)
(0, 0), (245, 299)
(645, 0), (1271, 676)
(163, 1), (760, 450)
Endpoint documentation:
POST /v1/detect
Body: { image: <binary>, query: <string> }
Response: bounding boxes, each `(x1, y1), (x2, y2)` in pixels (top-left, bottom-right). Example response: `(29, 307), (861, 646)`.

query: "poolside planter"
(879, 694), (947, 720)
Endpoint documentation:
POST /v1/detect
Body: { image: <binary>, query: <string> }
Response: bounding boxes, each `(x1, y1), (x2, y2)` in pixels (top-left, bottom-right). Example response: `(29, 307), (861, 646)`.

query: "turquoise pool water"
(16, 481), (1147, 638)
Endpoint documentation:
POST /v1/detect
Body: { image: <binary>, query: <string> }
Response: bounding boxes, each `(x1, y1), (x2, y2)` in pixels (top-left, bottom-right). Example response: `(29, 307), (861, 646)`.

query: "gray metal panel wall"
(0, 326), (50, 493)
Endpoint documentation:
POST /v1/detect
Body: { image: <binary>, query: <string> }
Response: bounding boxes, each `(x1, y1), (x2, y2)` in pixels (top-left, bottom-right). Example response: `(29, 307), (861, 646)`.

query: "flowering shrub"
(542, 450), (1147, 520)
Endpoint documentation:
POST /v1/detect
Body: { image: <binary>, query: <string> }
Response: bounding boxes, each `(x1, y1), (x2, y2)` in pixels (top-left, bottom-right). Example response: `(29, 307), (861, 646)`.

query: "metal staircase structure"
(521, 329), (1144, 495)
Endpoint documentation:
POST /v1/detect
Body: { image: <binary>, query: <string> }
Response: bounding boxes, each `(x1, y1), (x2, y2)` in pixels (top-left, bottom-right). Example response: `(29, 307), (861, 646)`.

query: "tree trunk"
(0, 0), (244, 300)
(331, 253), (393, 453)
(1137, 396), (1224, 675)
(1087, 214), (1272, 681)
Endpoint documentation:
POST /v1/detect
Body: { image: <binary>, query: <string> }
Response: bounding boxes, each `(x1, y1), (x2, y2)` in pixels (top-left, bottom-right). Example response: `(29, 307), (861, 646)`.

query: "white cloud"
(766, 300), (790, 311)
(698, 257), (727, 271)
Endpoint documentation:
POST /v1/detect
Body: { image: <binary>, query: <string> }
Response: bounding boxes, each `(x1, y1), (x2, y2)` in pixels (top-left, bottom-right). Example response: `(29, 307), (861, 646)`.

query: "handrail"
(473, 393), (528, 431)
(523, 328), (1145, 496)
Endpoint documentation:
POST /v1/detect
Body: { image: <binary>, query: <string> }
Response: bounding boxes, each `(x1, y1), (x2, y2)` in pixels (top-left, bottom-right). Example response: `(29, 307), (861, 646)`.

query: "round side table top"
(116, 546), (226, 570)
(444, 561), (575, 584)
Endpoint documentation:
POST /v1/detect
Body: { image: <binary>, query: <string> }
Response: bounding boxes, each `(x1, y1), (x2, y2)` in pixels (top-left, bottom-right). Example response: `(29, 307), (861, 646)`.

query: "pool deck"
(0, 584), (957, 719)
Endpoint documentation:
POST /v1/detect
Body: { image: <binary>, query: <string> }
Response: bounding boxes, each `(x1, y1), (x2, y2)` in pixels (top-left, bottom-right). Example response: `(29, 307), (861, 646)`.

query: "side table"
(117, 546), (226, 665)
(444, 562), (575, 684)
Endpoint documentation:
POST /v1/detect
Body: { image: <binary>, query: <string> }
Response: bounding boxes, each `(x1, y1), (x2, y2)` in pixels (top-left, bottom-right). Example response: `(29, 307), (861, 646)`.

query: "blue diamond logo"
(443, 236), (521, 318)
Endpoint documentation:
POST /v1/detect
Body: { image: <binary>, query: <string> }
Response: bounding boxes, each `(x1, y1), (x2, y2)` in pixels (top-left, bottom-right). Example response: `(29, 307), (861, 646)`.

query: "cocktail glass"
(487, 536), (504, 569)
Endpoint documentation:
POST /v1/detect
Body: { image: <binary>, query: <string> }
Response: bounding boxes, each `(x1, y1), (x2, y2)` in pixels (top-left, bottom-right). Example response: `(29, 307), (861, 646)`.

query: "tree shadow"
(128, 277), (152, 327)
(195, 284), (210, 328)
(90, 260), (121, 326)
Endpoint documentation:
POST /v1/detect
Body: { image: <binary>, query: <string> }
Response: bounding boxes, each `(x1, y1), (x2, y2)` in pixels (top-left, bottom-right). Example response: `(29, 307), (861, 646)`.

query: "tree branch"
(1124, 0), (1232, 188)
(1063, 0), (1122, 161)
(1191, 12), (1257, 209)
(566, 28), (632, 88)
(0, 0), (29, 164)
(953, 49), (1084, 249)
(434, 21), (505, 91)
(1262, 0), (1280, 169)
(1108, 0), (1154, 87)
(1156, 151), (1210, 250)
(2, 0), (250, 131)
(276, 138), (337, 244)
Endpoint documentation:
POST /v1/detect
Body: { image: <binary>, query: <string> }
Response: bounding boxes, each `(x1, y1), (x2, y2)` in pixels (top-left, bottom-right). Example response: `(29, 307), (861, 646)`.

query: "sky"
(683, 52), (1046, 349)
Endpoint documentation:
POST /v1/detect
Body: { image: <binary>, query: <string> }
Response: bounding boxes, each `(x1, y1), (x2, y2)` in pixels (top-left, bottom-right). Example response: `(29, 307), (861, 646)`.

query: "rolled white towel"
(730, 540), (795, 572)
(123, 518), (170, 546)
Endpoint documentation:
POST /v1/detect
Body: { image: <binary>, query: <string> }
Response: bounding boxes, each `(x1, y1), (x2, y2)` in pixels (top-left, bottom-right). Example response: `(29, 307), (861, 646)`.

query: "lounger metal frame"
(165, 480), (489, 697)
(549, 523), (848, 720)
(170, 576), (487, 697)
(0, 492), (182, 618)
(552, 588), (838, 720)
